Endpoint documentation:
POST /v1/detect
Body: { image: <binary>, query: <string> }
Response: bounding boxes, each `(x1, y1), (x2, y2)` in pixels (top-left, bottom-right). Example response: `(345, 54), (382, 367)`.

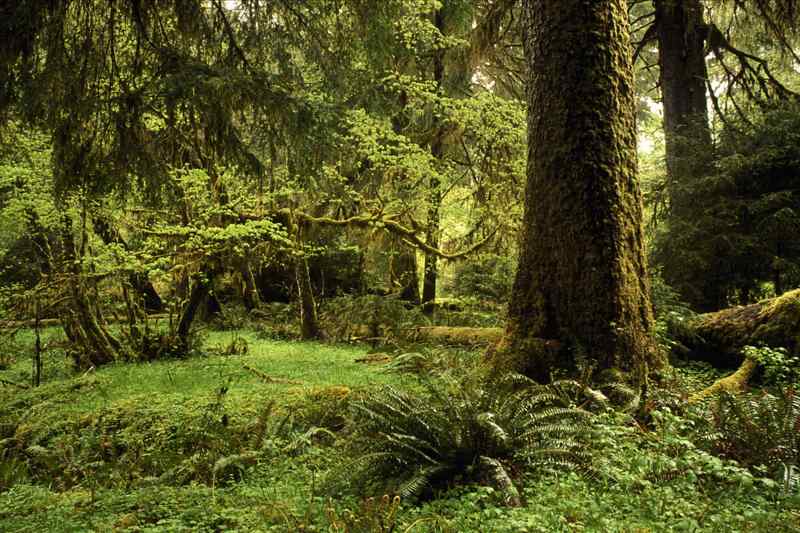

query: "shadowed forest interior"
(0, 1), (799, 531)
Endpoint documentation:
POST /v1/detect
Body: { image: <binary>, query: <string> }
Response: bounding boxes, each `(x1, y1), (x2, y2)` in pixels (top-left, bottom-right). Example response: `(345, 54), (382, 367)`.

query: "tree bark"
(392, 243), (421, 305)
(296, 255), (322, 340)
(239, 258), (262, 311)
(493, 0), (659, 382)
(675, 289), (800, 366)
(421, 7), (447, 315)
(652, 1), (721, 310)
(61, 214), (122, 368)
(655, 0), (712, 217)
(176, 270), (215, 349)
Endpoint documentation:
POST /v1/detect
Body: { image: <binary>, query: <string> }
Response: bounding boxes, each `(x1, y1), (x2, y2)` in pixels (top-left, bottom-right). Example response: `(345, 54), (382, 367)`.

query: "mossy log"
(412, 326), (504, 346)
(678, 289), (800, 366)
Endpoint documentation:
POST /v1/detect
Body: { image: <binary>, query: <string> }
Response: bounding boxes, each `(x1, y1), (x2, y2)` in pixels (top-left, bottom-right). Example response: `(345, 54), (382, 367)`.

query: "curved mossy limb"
(689, 358), (758, 403)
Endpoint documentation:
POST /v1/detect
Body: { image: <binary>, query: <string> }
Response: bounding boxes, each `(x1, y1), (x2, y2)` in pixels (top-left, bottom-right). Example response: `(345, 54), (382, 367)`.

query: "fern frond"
(397, 464), (449, 499)
(382, 432), (440, 465)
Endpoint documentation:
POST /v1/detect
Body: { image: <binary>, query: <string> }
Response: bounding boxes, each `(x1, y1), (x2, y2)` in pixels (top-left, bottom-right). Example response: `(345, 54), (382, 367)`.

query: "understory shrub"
(448, 254), (515, 305)
(329, 371), (590, 505)
(650, 271), (698, 357)
(252, 302), (300, 340)
(743, 345), (800, 387)
(320, 295), (427, 344)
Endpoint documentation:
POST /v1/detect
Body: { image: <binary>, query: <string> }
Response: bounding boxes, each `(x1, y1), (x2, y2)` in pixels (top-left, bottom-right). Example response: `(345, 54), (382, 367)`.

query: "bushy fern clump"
(330, 371), (590, 505)
(707, 388), (800, 491)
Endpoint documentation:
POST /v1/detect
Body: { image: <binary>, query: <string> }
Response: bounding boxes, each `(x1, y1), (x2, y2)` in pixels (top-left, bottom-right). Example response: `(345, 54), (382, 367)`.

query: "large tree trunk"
(675, 289), (800, 366)
(655, 0), (712, 217)
(492, 0), (659, 382)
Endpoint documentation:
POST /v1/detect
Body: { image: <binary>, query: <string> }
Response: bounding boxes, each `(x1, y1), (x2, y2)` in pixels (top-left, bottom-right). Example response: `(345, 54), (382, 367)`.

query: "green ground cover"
(0, 328), (798, 532)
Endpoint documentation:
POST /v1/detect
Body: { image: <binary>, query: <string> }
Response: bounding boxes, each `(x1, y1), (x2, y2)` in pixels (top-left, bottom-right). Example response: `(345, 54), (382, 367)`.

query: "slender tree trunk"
(202, 289), (223, 320)
(393, 243), (421, 305)
(33, 298), (42, 387)
(422, 8), (447, 315)
(176, 270), (215, 348)
(773, 243), (784, 296)
(655, 0), (713, 216)
(653, 0), (718, 310)
(239, 258), (262, 311)
(421, 184), (441, 313)
(774, 268), (784, 296)
(296, 255), (322, 339)
(493, 0), (659, 382)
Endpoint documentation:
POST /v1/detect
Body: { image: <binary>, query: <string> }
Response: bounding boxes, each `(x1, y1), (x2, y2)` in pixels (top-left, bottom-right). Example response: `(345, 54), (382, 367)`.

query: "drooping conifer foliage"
(0, 1), (525, 361)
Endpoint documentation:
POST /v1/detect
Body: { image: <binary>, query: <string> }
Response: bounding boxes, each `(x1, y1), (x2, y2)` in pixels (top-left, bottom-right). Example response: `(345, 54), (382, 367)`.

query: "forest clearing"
(1, 0), (800, 531)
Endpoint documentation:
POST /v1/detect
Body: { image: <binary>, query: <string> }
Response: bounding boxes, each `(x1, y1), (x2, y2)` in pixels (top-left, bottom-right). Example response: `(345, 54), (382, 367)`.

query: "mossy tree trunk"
(176, 266), (221, 350)
(61, 213), (123, 368)
(239, 258), (262, 311)
(291, 217), (322, 340)
(392, 241), (421, 305)
(421, 3), (473, 314)
(495, 0), (659, 382)
(296, 254), (322, 340)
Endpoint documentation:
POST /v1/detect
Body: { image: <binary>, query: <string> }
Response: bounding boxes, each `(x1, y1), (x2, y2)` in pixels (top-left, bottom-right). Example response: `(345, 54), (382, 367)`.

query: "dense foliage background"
(0, 0), (799, 530)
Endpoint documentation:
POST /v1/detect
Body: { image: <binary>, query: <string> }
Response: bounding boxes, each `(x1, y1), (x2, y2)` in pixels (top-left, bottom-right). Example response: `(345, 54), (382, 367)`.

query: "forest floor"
(0, 327), (799, 532)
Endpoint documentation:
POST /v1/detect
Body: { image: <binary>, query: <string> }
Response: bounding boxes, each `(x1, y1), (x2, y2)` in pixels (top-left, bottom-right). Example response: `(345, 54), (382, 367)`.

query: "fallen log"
(0, 313), (170, 330)
(676, 289), (800, 367)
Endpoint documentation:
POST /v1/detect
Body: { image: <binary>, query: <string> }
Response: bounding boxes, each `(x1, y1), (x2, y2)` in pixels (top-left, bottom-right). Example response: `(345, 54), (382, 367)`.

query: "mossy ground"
(0, 327), (798, 532)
